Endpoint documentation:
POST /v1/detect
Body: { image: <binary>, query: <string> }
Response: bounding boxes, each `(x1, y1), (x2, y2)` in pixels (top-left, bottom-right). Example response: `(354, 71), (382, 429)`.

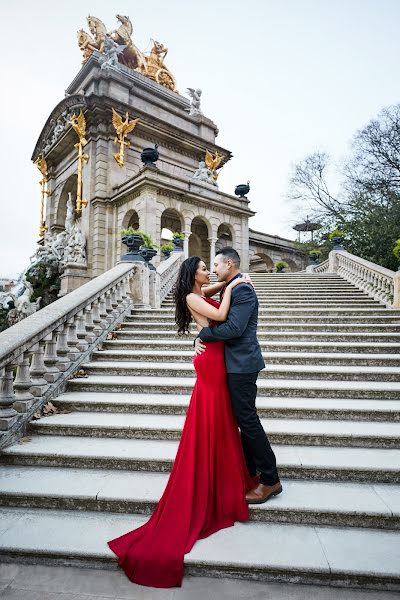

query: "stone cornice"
(31, 95), (87, 162)
(111, 167), (255, 218)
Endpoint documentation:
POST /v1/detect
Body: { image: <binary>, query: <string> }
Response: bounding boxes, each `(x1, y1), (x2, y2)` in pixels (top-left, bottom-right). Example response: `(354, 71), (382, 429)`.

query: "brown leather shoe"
(246, 482), (282, 504)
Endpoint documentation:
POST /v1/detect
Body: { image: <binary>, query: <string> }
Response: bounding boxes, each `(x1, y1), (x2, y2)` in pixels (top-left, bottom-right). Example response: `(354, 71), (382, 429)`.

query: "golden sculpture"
(77, 15), (178, 92)
(205, 150), (224, 181)
(111, 108), (139, 167)
(34, 157), (49, 237)
(68, 110), (89, 216)
(145, 40), (177, 92)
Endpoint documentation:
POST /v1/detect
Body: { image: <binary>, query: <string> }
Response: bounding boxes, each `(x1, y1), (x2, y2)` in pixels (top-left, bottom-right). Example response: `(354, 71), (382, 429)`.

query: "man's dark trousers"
(227, 371), (279, 486)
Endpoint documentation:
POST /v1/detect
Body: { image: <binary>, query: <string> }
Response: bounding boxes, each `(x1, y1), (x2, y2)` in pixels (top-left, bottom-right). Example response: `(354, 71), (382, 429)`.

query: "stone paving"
(1, 563), (399, 600)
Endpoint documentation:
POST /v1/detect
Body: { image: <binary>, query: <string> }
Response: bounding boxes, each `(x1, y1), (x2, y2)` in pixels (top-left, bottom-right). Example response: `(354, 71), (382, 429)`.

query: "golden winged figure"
(34, 157), (48, 179)
(205, 149), (224, 180)
(69, 110), (88, 146)
(112, 108), (139, 167)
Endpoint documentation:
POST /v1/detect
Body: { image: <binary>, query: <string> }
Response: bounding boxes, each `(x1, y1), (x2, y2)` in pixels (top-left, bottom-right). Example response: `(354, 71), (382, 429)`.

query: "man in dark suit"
(194, 247), (281, 503)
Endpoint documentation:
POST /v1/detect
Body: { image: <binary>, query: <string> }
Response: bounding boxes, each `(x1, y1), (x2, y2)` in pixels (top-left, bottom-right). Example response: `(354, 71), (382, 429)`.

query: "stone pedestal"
(120, 260), (150, 307)
(149, 270), (161, 308)
(59, 263), (92, 297)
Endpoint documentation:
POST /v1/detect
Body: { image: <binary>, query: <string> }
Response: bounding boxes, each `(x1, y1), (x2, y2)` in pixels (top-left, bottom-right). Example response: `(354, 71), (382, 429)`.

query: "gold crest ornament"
(34, 156), (49, 237)
(111, 108), (139, 167)
(205, 150), (224, 182)
(68, 110), (89, 216)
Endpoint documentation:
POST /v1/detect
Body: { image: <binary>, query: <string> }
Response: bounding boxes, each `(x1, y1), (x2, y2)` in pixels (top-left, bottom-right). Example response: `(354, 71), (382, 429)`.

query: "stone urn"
(308, 253), (320, 265)
(172, 236), (184, 251)
(234, 181), (250, 198)
(121, 234), (145, 262)
(331, 236), (345, 251)
(161, 248), (172, 259)
(140, 247), (157, 270)
(141, 144), (159, 166)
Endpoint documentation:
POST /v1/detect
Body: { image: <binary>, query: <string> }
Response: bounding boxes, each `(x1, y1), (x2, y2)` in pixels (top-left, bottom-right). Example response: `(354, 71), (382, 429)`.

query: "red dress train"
(107, 297), (254, 588)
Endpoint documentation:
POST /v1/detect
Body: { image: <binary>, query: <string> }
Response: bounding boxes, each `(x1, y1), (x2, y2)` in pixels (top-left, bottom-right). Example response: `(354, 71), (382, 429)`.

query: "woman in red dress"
(108, 256), (255, 588)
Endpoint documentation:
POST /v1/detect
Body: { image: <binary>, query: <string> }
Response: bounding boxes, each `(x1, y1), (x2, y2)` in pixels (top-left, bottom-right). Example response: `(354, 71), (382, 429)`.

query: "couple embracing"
(108, 247), (281, 588)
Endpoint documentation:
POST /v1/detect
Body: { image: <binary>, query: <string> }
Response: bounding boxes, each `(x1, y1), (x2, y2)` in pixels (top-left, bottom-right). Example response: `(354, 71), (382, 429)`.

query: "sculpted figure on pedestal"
(191, 160), (217, 186)
(187, 88), (203, 116)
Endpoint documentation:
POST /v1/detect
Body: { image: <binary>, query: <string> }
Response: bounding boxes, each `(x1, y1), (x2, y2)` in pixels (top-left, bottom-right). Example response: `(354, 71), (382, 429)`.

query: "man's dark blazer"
(199, 282), (265, 374)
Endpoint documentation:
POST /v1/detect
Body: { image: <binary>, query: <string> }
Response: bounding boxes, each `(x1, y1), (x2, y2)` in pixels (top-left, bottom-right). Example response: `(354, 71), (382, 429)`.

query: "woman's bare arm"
(186, 278), (246, 322)
(202, 281), (225, 298)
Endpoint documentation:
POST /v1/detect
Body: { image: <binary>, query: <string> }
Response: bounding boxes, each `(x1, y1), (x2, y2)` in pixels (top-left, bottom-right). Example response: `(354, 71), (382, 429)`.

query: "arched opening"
(121, 209), (140, 231)
(216, 223), (234, 252)
(190, 217), (210, 266)
(54, 175), (78, 232)
(160, 208), (183, 244)
(249, 252), (274, 273)
(282, 257), (299, 272)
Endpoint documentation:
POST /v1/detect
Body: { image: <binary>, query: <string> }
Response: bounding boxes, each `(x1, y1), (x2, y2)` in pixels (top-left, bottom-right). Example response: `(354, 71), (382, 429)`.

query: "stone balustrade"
(158, 251), (185, 306)
(314, 259), (329, 273)
(0, 263), (136, 448)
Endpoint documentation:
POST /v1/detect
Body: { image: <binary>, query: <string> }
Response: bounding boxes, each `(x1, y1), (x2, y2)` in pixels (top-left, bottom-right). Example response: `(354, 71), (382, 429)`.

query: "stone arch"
(121, 209), (140, 231)
(216, 222), (235, 252)
(190, 216), (211, 266)
(250, 251), (274, 273)
(160, 207), (184, 243)
(281, 257), (300, 272)
(54, 175), (78, 232)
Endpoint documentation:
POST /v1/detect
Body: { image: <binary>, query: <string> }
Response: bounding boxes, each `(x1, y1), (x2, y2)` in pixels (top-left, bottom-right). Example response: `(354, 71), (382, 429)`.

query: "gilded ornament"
(111, 108), (139, 168)
(34, 156), (49, 237)
(68, 110), (89, 216)
(205, 150), (224, 181)
(76, 15), (177, 91)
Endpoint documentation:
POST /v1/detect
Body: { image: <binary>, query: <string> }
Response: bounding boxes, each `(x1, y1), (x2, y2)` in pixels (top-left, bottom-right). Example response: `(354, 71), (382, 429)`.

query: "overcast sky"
(2, 0), (400, 277)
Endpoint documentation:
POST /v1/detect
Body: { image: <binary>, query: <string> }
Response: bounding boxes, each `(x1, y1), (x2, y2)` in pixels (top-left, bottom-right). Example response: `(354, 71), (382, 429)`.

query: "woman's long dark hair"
(173, 256), (201, 335)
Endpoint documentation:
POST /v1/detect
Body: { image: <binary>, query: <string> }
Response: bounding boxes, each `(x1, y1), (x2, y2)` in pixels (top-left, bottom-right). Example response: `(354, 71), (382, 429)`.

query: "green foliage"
(0, 306), (11, 332)
(309, 249), (322, 257)
(160, 243), (173, 252)
(275, 260), (288, 272)
(328, 229), (346, 240)
(25, 263), (60, 308)
(393, 239), (400, 261)
(172, 231), (185, 239)
(120, 228), (157, 249)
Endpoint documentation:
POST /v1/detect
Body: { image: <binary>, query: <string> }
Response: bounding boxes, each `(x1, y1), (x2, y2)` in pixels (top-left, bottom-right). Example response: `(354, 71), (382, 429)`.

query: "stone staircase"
(1, 273), (400, 590)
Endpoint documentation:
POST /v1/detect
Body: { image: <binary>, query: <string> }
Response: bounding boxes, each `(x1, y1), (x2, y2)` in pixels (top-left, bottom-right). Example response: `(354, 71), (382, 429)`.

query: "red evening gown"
(107, 297), (255, 588)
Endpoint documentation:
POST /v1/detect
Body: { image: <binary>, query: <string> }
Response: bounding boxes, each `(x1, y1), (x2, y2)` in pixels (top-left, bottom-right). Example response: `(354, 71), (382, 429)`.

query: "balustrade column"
(98, 294), (109, 328)
(110, 288), (119, 318)
(84, 305), (96, 343)
(56, 324), (71, 372)
(92, 299), (103, 336)
(105, 291), (114, 324)
(0, 365), (20, 431)
(30, 341), (50, 397)
(76, 310), (89, 352)
(13, 352), (35, 412)
(183, 230), (191, 259)
(66, 317), (80, 361)
(43, 332), (61, 383)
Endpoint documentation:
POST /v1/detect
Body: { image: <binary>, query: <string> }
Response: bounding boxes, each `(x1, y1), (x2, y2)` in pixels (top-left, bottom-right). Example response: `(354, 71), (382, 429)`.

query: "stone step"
(162, 300), (384, 308)
(81, 360), (400, 382)
(103, 339), (400, 354)
(115, 329), (400, 342)
(136, 307), (394, 315)
(1, 508), (399, 589)
(126, 313), (400, 323)
(67, 375), (400, 400)
(1, 466), (398, 530)
(55, 391), (400, 422)
(120, 321), (400, 333)
(2, 435), (399, 482)
(93, 349), (400, 367)
(28, 412), (400, 449)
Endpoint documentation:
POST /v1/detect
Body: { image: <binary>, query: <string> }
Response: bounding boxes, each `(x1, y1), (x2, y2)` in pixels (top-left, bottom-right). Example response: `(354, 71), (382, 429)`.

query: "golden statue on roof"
(77, 15), (178, 92)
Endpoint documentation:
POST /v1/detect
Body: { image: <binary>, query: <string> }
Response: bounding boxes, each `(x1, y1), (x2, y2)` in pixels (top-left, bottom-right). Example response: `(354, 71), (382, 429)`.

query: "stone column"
(120, 260), (150, 308)
(393, 270), (400, 309)
(208, 236), (218, 270)
(183, 229), (191, 258)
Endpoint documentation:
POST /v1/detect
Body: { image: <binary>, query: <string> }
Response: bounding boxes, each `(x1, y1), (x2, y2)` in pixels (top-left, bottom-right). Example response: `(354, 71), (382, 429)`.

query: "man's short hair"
(215, 246), (241, 267)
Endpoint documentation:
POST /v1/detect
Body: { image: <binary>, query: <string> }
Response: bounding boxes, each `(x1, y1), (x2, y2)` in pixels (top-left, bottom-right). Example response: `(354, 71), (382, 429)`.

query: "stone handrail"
(0, 262), (136, 448)
(329, 250), (399, 308)
(314, 259), (329, 273)
(157, 251), (184, 304)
